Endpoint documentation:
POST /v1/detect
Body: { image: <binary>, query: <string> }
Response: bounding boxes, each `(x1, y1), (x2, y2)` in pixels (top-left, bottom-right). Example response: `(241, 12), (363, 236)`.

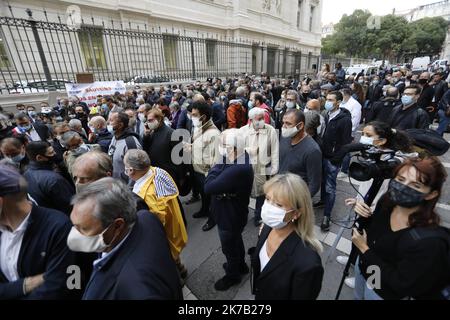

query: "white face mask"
(192, 116), (202, 128)
(286, 101), (296, 109)
(146, 120), (159, 131)
(360, 136), (374, 145)
(281, 125), (299, 139)
(261, 200), (293, 230)
(252, 120), (265, 130)
(66, 226), (110, 253)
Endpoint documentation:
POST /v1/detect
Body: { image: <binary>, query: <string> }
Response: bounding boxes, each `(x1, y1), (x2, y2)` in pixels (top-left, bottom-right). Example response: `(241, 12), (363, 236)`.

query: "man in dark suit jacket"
(68, 177), (181, 300)
(23, 142), (75, 215)
(12, 112), (50, 142)
(204, 129), (254, 291)
(0, 165), (77, 300)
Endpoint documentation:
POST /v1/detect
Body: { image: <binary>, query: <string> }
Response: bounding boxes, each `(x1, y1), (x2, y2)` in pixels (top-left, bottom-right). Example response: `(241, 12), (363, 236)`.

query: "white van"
(411, 56), (431, 73)
(431, 59), (448, 72)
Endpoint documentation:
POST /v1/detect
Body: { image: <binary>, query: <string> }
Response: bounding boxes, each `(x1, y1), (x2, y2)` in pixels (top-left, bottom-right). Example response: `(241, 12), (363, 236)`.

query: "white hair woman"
(250, 173), (324, 300)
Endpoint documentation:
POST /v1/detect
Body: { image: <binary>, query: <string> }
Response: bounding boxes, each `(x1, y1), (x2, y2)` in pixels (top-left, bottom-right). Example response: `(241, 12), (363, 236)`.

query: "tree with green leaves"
(321, 10), (449, 62)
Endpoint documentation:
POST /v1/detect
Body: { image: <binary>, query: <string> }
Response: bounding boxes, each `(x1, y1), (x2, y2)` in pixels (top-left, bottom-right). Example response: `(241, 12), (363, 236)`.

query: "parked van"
(411, 56), (431, 73)
(431, 59), (448, 72)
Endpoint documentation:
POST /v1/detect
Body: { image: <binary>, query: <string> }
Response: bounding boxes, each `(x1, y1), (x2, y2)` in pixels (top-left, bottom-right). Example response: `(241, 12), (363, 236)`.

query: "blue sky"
(322, 0), (442, 24)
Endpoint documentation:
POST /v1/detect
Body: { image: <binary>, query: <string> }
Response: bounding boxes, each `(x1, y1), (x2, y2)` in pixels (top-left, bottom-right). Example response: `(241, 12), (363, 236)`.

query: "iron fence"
(0, 7), (320, 95)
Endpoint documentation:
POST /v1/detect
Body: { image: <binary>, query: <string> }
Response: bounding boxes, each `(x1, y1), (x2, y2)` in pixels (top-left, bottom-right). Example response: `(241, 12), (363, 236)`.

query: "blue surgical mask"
(248, 100), (254, 109)
(19, 124), (32, 132)
(325, 101), (335, 111)
(401, 95), (414, 106)
(10, 153), (25, 163)
(107, 125), (115, 134)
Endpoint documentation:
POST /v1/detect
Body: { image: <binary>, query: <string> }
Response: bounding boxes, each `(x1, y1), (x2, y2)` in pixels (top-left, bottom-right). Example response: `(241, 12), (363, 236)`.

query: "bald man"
(392, 71), (406, 95)
(88, 116), (113, 153)
(305, 99), (321, 112)
(305, 99), (325, 137)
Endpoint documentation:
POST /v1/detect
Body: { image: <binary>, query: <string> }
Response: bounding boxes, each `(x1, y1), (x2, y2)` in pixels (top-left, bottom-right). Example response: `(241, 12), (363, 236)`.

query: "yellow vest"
(137, 167), (188, 260)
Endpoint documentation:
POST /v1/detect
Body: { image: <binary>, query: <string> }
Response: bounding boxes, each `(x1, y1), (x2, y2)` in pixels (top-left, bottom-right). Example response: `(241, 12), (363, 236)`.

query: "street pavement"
(180, 131), (450, 300)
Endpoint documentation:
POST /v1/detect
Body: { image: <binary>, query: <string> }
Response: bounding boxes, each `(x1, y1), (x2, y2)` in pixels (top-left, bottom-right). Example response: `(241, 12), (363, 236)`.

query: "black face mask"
(418, 79), (428, 85)
(389, 180), (427, 208)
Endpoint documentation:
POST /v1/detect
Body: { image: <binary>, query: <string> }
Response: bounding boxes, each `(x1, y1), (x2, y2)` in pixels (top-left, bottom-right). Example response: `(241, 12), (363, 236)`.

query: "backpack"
(409, 227), (450, 300)
(406, 128), (450, 156)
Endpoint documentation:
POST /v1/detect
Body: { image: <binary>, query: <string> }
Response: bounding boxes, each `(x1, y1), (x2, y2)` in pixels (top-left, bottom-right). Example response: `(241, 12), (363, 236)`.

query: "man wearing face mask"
(204, 129), (254, 291)
(298, 84), (312, 109)
(389, 85), (430, 131)
(108, 112), (142, 183)
(314, 91), (352, 231)
(124, 150), (188, 284)
(240, 108), (279, 226)
(61, 131), (101, 177)
(12, 112), (50, 143)
(142, 108), (182, 189)
(279, 110), (322, 198)
(187, 101), (221, 232)
(26, 106), (39, 124)
(68, 178), (182, 300)
(74, 106), (90, 137)
(0, 165), (77, 300)
(87, 116), (112, 153)
(0, 137), (28, 174)
(285, 90), (301, 111)
(23, 142), (75, 215)
(247, 93), (271, 125)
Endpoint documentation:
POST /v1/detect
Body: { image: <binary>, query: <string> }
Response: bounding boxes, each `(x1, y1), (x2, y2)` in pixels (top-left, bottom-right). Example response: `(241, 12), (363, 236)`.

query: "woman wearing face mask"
(352, 157), (449, 300)
(250, 174), (324, 300)
(336, 121), (417, 287)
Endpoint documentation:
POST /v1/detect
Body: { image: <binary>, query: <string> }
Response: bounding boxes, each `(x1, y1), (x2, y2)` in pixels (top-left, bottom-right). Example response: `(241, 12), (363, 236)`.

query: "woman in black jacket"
(250, 174), (324, 300)
(352, 157), (449, 300)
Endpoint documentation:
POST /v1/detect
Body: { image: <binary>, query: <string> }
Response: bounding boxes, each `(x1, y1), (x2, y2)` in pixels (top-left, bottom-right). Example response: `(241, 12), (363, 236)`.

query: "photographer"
(336, 121), (417, 288)
(352, 157), (449, 300)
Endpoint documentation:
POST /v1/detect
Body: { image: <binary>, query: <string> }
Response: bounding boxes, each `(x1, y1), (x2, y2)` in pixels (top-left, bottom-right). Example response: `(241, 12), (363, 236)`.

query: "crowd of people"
(0, 65), (449, 300)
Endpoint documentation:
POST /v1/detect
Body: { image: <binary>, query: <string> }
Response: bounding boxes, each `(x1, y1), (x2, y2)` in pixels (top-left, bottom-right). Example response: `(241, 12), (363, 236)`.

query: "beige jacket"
(192, 120), (221, 175)
(239, 124), (279, 197)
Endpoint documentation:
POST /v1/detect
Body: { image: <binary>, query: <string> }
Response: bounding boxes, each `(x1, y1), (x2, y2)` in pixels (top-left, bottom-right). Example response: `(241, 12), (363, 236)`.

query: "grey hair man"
(240, 107), (279, 226)
(68, 119), (87, 141)
(62, 131), (101, 175)
(68, 177), (182, 300)
(123, 149), (188, 276)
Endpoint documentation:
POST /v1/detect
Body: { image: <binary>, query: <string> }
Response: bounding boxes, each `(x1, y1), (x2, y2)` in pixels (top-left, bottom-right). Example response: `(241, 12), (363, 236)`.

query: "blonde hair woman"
(250, 173), (324, 300)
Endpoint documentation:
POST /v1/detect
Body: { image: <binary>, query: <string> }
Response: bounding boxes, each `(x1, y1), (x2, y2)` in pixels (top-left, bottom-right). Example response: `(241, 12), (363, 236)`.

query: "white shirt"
(259, 240), (270, 272)
(28, 127), (42, 142)
(0, 213), (31, 281)
(341, 96), (362, 134)
(132, 169), (153, 194)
